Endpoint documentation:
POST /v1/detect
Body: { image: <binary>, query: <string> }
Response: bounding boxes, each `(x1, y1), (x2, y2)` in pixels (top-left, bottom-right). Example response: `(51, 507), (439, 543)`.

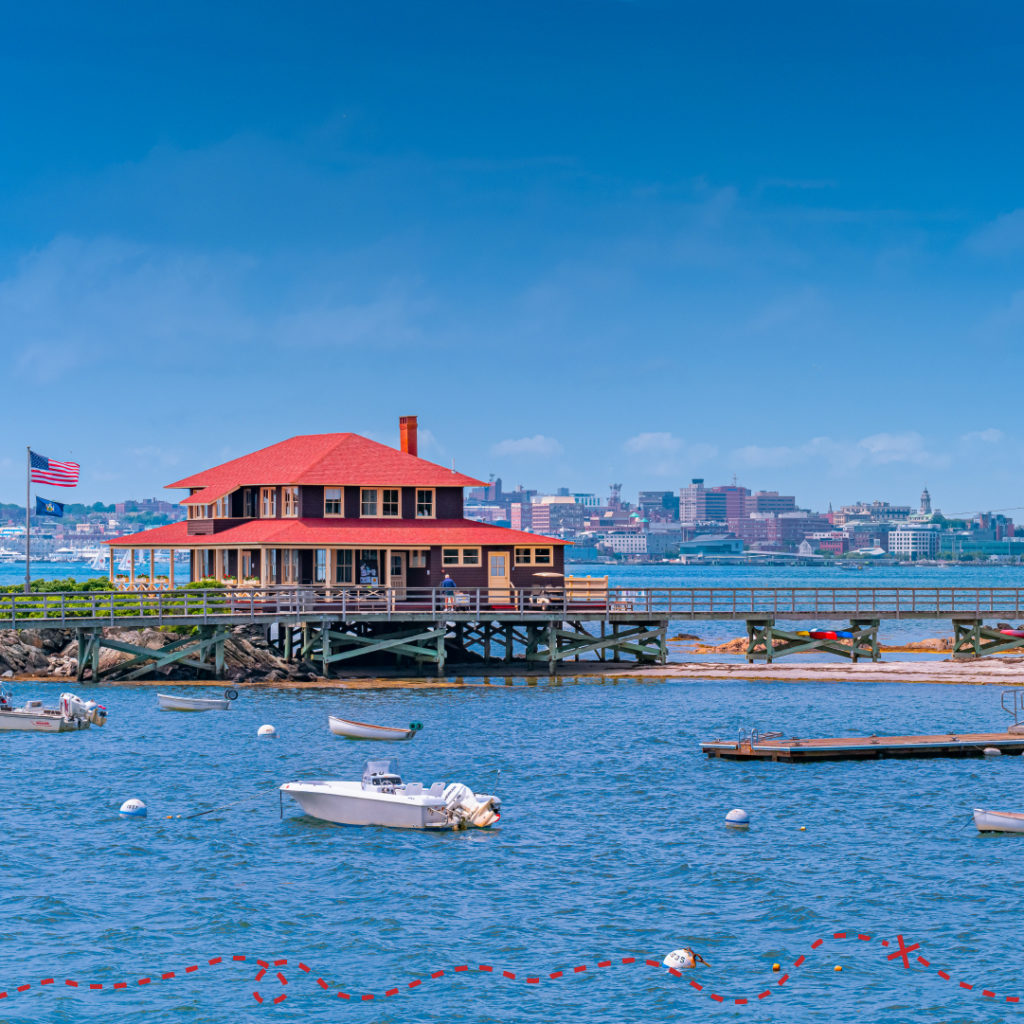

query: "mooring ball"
(983, 747), (1001, 757)
(119, 798), (147, 818)
(257, 724), (277, 738)
(725, 808), (750, 828)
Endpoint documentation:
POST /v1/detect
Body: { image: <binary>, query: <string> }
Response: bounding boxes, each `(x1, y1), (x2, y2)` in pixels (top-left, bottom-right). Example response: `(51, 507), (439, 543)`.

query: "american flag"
(30, 450), (80, 487)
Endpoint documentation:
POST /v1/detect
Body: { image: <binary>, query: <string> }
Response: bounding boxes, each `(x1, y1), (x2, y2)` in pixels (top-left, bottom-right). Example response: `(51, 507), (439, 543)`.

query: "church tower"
(920, 486), (932, 515)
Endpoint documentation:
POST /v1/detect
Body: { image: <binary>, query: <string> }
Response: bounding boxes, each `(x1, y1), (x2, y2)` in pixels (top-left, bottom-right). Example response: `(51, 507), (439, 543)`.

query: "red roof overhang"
(106, 519), (568, 548)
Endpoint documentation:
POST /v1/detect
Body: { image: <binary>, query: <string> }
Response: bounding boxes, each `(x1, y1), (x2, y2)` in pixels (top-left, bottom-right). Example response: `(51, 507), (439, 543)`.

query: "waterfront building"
(888, 527), (940, 560)
(106, 417), (567, 591)
(679, 479), (750, 524)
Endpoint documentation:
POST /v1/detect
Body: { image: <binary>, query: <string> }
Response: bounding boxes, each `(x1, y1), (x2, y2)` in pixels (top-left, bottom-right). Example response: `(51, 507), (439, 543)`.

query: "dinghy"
(157, 688), (238, 712)
(973, 808), (1024, 834)
(328, 716), (423, 741)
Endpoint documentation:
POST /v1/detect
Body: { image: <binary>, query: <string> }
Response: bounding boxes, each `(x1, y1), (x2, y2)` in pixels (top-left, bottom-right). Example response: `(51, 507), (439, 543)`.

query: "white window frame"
(416, 488), (435, 519)
(409, 549), (428, 568)
(261, 487), (277, 518)
(282, 486), (299, 518)
(442, 547), (480, 566)
(324, 487), (343, 516)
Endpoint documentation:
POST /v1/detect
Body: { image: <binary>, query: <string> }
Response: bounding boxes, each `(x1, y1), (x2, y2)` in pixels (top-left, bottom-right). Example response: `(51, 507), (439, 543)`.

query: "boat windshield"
(362, 759), (401, 789)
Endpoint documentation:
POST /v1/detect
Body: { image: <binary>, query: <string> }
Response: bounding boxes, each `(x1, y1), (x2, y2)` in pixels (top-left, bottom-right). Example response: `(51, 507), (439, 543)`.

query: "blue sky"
(2, 1), (1023, 517)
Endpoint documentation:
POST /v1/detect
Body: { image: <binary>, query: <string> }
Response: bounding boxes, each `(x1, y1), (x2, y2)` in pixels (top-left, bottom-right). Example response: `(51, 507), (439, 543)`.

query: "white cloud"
(491, 435), (563, 457)
(968, 209), (1024, 256)
(621, 433), (718, 477)
(623, 432), (682, 454)
(731, 432), (949, 472)
(961, 428), (1003, 444)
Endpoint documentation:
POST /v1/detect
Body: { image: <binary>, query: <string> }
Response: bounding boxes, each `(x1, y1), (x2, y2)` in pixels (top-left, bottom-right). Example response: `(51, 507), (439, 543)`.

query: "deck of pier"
(701, 732), (1024, 762)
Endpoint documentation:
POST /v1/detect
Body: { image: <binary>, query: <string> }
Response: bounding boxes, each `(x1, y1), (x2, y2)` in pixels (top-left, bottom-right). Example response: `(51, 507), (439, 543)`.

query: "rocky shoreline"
(0, 626), (321, 683)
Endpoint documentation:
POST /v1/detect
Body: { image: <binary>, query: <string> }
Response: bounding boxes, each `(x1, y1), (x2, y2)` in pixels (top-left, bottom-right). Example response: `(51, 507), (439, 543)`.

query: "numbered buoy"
(119, 798), (147, 818)
(725, 808), (750, 828)
(257, 724), (277, 738)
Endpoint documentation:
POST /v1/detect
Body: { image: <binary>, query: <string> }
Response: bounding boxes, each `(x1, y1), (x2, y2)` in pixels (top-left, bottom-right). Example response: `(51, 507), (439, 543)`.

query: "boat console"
(361, 759), (403, 794)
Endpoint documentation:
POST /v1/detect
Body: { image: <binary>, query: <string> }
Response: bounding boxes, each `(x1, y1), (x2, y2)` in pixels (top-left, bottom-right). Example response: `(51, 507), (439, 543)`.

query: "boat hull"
(281, 781), (451, 829)
(0, 710), (88, 733)
(157, 694), (231, 712)
(328, 716), (415, 741)
(974, 808), (1024, 833)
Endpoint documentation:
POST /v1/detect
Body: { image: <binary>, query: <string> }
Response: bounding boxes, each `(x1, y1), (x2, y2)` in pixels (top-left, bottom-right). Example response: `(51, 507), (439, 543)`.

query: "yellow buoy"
(800, 826), (806, 831)
(772, 963), (781, 972)
(834, 965), (843, 972)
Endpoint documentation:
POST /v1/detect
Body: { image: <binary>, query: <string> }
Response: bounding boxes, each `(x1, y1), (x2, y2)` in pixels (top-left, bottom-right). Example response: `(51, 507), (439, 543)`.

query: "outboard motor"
(59, 692), (96, 725)
(84, 700), (107, 726)
(442, 782), (501, 829)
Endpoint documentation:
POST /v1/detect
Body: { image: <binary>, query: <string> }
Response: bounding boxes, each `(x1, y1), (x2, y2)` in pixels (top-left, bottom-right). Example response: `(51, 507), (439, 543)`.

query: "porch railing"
(3, 585), (1024, 627)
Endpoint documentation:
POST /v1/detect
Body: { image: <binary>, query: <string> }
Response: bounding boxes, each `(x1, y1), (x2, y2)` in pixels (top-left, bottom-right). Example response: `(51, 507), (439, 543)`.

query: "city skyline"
(3, 3), (1024, 509)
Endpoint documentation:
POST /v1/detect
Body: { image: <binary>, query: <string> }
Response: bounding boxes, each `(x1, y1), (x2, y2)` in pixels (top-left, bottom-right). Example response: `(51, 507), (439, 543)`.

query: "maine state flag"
(35, 496), (64, 518)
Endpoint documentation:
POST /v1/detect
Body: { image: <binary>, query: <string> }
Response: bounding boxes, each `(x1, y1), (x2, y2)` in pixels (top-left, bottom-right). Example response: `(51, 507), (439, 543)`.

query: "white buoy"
(983, 747), (1001, 757)
(119, 798), (147, 818)
(725, 808), (750, 828)
(257, 724), (277, 738)
(663, 947), (697, 970)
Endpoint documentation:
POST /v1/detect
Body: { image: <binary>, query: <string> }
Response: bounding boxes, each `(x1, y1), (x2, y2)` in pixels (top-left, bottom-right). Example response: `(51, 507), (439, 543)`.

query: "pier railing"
(3, 585), (1024, 627)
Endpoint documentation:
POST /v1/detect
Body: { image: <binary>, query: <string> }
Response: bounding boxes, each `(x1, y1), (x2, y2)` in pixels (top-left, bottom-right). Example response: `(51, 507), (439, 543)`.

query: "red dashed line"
(2, 932), (1017, 1009)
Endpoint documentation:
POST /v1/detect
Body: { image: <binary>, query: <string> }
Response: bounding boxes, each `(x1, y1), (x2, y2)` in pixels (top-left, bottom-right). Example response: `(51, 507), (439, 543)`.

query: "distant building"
(749, 491), (797, 514)
(638, 491), (680, 521)
(679, 479), (750, 524)
(888, 528), (939, 559)
(920, 487), (932, 515)
(678, 533), (744, 556)
(602, 532), (648, 556)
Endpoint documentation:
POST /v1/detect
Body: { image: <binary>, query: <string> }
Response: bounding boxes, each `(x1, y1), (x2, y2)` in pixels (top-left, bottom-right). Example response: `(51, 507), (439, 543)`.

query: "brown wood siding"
(301, 486), (324, 518)
(401, 487), (416, 520)
(186, 520), (214, 535)
(436, 488), (463, 518)
(344, 487), (361, 518)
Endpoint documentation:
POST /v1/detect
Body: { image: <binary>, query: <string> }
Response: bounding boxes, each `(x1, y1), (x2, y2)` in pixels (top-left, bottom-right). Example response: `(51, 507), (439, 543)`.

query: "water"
(2, 677), (1022, 1022)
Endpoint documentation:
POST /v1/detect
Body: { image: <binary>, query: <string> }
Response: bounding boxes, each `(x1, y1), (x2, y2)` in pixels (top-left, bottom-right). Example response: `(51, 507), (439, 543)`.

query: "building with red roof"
(106, 417), (566, 595)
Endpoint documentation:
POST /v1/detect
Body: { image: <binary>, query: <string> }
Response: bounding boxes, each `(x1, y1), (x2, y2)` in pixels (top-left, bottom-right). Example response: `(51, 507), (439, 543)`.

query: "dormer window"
(212, 496), (230, 518)
(360, 488), (378, 517)
(261, 487), (277, 517)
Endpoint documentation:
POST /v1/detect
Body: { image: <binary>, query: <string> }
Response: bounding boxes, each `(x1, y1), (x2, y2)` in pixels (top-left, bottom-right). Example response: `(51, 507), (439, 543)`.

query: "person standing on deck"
(441, 573), (456, 609)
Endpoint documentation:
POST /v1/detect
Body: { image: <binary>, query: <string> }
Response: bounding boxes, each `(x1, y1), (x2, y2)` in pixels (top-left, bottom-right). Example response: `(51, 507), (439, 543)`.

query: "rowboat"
(973, 808), (1024, 834)
(1000, 630), (1024, 638)
(795, 630), (854, 640)
(157, 689), (238, 712)
(328, 716), (423, 741)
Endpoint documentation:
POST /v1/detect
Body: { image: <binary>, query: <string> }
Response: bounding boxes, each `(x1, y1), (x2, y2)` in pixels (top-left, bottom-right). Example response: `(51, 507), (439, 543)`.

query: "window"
(213, 496), (230, 518)
(324, 487), (343, 516)
(243, 489), (256, 518)
(358, 550), (380, 585)
(416, 489), (434, 518)
(335, 549), (354, 584)
(282, 486), (299, 517)
(360, 488), (401, 517)
(187, 504), (209, 519)
(442, 548), (480, 566)
(315, 549), (326, 583)
(261, 487), (277, 518)
(515, 547), (553, 565)
(410, 550), (428, 568)
(281, 549), (299, 584)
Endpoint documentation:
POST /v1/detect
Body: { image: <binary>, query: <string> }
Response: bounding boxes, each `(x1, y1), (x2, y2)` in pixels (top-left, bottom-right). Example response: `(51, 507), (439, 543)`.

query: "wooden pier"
(701, 730), (1024, 762)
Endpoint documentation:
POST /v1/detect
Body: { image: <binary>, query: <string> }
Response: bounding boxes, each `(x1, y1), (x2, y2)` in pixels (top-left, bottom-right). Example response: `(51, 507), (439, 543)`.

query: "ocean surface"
(3, 676), (1023, 1023)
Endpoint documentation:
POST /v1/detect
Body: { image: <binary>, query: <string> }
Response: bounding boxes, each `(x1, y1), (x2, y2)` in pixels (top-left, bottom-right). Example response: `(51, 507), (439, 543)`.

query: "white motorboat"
(973, 807), (1024, 834)
(328, 716), (423, 741)
(280, 759), (501, 831)
(0, 687), (108, 733)
(157, 688), (238, 712)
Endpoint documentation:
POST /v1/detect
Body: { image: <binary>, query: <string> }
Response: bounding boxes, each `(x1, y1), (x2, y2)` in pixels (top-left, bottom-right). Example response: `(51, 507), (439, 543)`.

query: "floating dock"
(701, 731), (1024, 762)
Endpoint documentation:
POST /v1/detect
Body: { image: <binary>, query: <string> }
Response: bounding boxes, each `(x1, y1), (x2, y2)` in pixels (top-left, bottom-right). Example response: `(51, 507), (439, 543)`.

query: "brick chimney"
(400, 415), (418, 457)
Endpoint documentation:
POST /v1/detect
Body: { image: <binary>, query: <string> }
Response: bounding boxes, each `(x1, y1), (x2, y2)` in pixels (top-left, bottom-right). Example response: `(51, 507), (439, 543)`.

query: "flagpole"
(25, 446), (30, 593)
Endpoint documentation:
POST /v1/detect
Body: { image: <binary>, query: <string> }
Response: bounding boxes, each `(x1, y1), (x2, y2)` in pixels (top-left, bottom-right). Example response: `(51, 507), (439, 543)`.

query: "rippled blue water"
(3, 677), (1022, 1023)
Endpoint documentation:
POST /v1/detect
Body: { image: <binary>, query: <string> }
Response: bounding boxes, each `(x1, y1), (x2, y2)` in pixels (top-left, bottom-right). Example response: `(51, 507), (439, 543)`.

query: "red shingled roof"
(167, 433), (484, 498)
(107, 519), (568, 548)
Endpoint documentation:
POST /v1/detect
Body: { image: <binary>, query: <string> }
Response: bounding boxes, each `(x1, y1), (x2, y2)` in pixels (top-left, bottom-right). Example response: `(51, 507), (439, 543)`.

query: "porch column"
(129, 549), (136, 587)
(108, 549), (115, 584)
(325, 548), (334, 599)
(168, 549), (175, 589)
(150, 548), (155, 587)
(237, 547), (243, 584)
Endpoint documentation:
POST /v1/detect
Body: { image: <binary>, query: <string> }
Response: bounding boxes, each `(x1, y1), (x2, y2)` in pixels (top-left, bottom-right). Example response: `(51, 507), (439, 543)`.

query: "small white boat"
(0, 687), (108, 733)
(280, 759), (501, 831)
(973, 807), (1024, 834)
(157, 688), (238, 712)
(328, 716), (423, 741)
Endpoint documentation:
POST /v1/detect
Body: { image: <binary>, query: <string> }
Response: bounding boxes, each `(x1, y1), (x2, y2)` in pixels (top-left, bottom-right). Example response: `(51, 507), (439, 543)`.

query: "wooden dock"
(701, 730), (1024, 762)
